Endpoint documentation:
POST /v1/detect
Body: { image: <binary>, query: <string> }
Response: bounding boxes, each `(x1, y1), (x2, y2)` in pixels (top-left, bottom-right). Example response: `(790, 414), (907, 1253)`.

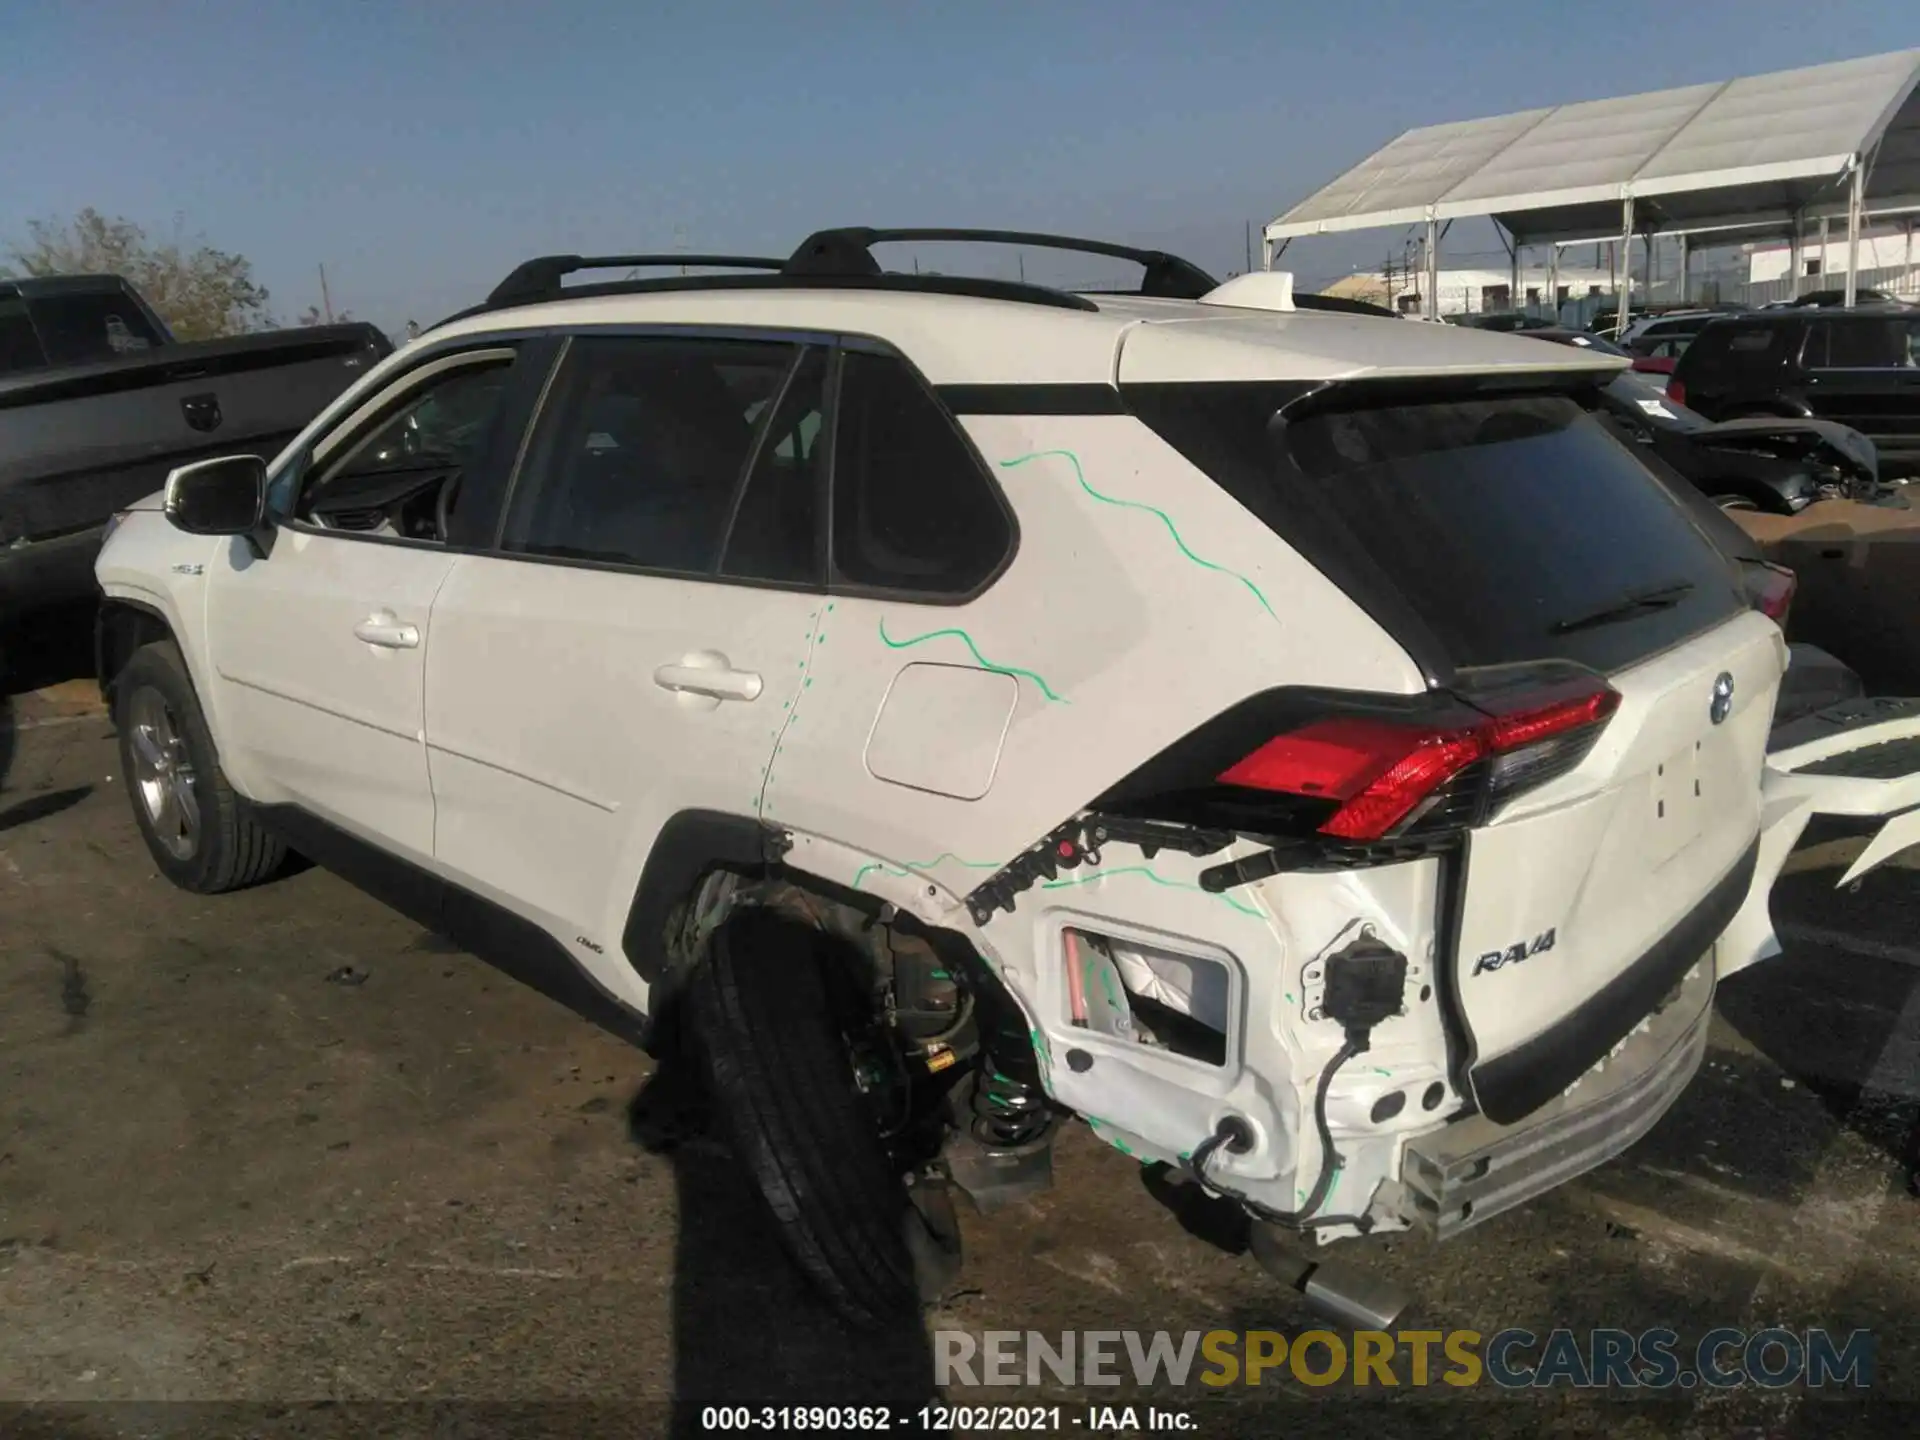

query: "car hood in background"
(1690, 417), (1879, 482)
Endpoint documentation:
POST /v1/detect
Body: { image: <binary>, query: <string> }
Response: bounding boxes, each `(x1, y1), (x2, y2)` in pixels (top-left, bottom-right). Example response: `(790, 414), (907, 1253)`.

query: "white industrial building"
(1745, 224), (1920, 299)
(1324, 262), (1621, 319)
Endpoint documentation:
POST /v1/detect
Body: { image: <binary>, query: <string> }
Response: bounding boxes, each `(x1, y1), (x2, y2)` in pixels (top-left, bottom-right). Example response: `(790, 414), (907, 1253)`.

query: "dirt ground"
(4, 642), (1920, 1437)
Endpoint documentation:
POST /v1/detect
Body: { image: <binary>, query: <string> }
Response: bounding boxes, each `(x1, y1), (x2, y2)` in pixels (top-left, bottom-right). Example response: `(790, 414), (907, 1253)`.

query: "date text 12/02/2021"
(698, 1405), (1196, 1432)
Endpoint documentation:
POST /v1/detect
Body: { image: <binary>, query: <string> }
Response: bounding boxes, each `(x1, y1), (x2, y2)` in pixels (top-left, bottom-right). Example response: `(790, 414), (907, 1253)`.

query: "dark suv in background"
(1669, 308), (1920, 479)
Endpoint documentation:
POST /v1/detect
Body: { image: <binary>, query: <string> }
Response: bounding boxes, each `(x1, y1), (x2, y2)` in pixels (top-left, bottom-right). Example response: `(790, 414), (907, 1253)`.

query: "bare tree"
(1, 208), (272, 339)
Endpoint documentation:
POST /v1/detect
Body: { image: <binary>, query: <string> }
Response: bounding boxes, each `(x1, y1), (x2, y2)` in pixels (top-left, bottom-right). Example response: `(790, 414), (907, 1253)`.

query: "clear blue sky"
(1, 0), (1913, 331)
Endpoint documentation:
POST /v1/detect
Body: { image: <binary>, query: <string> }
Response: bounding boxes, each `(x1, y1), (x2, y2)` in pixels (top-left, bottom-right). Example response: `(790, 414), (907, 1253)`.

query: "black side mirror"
(164, 455), (267, 536)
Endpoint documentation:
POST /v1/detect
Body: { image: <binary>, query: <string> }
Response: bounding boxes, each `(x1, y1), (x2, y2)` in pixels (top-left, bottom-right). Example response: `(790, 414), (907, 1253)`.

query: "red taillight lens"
(1665, 376), (1686, 405)
(1219, 684), (1621, 842)
(1747, 561), (1796, 626)
(1485, 687), (1620, 750)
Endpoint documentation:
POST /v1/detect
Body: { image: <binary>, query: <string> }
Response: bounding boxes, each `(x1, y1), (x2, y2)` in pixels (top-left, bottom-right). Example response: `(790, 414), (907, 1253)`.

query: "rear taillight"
(1217, 679), (1621, 842)
(1745, 561), (1796, 627)
(1665, 376), (1686, 405)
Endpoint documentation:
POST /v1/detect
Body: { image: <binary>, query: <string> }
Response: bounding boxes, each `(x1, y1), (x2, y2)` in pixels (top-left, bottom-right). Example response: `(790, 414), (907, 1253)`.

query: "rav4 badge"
(1472, 928), (1557, 976)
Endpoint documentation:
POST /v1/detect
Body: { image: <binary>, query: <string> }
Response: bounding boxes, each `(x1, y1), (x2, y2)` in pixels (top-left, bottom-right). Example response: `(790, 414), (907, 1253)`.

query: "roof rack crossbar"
(464, 226), (1212, 326)
(487, 253), (786, 306)
(783, 227), (1220, 300)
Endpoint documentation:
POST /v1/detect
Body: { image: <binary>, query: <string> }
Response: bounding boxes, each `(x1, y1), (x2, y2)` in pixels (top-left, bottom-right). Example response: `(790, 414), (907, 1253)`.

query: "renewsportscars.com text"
(935, 1327), (1875, 1391)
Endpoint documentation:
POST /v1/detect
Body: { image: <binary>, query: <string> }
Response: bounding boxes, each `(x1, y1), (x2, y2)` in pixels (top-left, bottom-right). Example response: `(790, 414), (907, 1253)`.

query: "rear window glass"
(1803, 318), (1918, 369)
(27, 290), (165, 367)
(1127, 386), (1743, 676)
(1725, 327), (1779, 355)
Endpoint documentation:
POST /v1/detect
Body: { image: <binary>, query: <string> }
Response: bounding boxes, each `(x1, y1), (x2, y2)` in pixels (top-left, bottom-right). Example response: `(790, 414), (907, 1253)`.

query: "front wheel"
(115, 641), (285, 893)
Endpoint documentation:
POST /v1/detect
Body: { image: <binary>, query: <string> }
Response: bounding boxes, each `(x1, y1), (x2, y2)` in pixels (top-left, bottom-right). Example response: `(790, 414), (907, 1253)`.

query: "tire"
(687, 907), (937, 1327)
(115, 640), (286, 893)
(1711, 493), (1762, 512)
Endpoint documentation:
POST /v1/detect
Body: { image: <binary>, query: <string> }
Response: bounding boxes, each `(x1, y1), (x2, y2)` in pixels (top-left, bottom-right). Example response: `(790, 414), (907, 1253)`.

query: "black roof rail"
(784, 227), (1219, 300)
(486, 253), (785, 307)
(443, 227), (1212, 332)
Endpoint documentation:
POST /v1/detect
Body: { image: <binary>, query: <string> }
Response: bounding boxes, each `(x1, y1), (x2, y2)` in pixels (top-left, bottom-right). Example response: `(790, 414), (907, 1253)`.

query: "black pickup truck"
(1, 274), (390, 629)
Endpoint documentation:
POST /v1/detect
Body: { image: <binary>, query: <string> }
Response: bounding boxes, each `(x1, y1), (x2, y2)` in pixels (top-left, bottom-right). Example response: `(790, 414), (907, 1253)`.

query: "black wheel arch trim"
(619, 808), (794, 984)
(95, 595), (178, 702)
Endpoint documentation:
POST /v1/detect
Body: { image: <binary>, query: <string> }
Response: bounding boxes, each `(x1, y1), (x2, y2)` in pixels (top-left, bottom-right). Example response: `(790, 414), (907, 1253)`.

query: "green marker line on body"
(1000, 448), (1277, 620)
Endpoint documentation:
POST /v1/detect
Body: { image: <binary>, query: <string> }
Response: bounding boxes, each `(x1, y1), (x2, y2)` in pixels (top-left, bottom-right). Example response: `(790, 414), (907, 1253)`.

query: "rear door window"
(1127, 385), (1743, 676)
(1804, 319), (1910, 370)
(26, 290), (165, 366)
(501, 334), (821, 585)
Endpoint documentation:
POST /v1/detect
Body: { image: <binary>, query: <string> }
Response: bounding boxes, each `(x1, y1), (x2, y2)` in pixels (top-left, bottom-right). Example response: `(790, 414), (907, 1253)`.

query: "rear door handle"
(353, 612), (420, 649)
(654, 652), (762, 702)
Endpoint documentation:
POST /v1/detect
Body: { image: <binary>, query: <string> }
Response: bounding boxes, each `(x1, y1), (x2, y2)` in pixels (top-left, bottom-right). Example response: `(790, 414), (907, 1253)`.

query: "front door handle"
(654, 651), (763, 702)
(353, 612), (420, 649)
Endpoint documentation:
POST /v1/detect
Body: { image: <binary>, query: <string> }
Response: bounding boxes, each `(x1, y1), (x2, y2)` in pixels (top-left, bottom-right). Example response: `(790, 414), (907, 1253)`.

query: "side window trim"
(490, 334), (574, 551)
(820, 334), (1020, 606)
(712, 345), (808, 573)
(1797, 322), (1824, 370)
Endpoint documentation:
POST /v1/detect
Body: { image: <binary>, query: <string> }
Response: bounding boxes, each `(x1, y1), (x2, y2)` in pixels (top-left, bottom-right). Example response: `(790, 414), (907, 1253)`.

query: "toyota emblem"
(1710, 672), (1735, 725)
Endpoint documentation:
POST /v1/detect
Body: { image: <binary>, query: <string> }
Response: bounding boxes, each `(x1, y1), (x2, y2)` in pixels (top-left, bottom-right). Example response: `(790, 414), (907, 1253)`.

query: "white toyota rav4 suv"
(94, 228), (1920, 1328)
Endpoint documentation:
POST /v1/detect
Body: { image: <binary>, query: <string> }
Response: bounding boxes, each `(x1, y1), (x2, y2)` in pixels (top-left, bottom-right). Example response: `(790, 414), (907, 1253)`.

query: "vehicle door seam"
(421, 554), (463, 857)
(757, 600), (832, 820)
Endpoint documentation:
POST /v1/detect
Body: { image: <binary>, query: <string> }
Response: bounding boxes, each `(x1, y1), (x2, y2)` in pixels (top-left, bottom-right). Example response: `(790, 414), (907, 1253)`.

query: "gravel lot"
(3, 650), (1919, 1438)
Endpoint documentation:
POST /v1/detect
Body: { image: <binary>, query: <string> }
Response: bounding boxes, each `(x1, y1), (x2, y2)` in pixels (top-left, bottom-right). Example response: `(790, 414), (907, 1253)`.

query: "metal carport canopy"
(1265, 48), (1920, 249)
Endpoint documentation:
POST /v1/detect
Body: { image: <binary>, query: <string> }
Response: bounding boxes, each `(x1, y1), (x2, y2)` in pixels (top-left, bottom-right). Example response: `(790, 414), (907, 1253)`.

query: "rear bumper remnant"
(1401, 957), (1712, 1240)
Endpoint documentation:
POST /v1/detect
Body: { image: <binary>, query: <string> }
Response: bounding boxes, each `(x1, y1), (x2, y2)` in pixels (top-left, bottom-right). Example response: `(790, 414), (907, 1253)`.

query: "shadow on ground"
(2, 598), (98, 696)
(0, 784), (93, 834)
(626, 1026), (942, 1435)
(1716, 846), (1920, 1188)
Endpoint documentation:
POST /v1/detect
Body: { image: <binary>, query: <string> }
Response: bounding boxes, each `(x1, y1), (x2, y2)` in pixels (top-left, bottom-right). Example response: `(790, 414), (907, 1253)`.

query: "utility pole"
(1245, 220), (1254, 274)
(317, 264), (334, 324)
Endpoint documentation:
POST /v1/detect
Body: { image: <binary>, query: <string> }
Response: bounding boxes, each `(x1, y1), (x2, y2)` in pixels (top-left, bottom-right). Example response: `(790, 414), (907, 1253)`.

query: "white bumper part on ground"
(1719, 697), (1920, 981)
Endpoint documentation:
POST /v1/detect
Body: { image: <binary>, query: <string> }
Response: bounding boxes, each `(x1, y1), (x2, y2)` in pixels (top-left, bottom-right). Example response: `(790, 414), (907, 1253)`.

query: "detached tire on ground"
(114, 640), (286, 893)
(688, 907), (931, 1327)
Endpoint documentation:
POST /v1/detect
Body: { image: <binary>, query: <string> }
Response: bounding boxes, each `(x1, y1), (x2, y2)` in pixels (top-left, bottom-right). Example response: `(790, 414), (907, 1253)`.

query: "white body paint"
(97, 278), (1920, 1243)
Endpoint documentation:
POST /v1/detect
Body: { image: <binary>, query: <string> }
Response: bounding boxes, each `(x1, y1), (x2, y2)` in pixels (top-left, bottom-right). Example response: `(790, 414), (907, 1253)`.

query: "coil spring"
(972, 1068), (1050, 1147)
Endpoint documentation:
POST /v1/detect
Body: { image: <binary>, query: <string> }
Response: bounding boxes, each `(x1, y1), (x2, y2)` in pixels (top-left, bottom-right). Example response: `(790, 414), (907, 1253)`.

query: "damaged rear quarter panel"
(757, 414), (1425, 891)
(756, 411), (1437, 1221)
